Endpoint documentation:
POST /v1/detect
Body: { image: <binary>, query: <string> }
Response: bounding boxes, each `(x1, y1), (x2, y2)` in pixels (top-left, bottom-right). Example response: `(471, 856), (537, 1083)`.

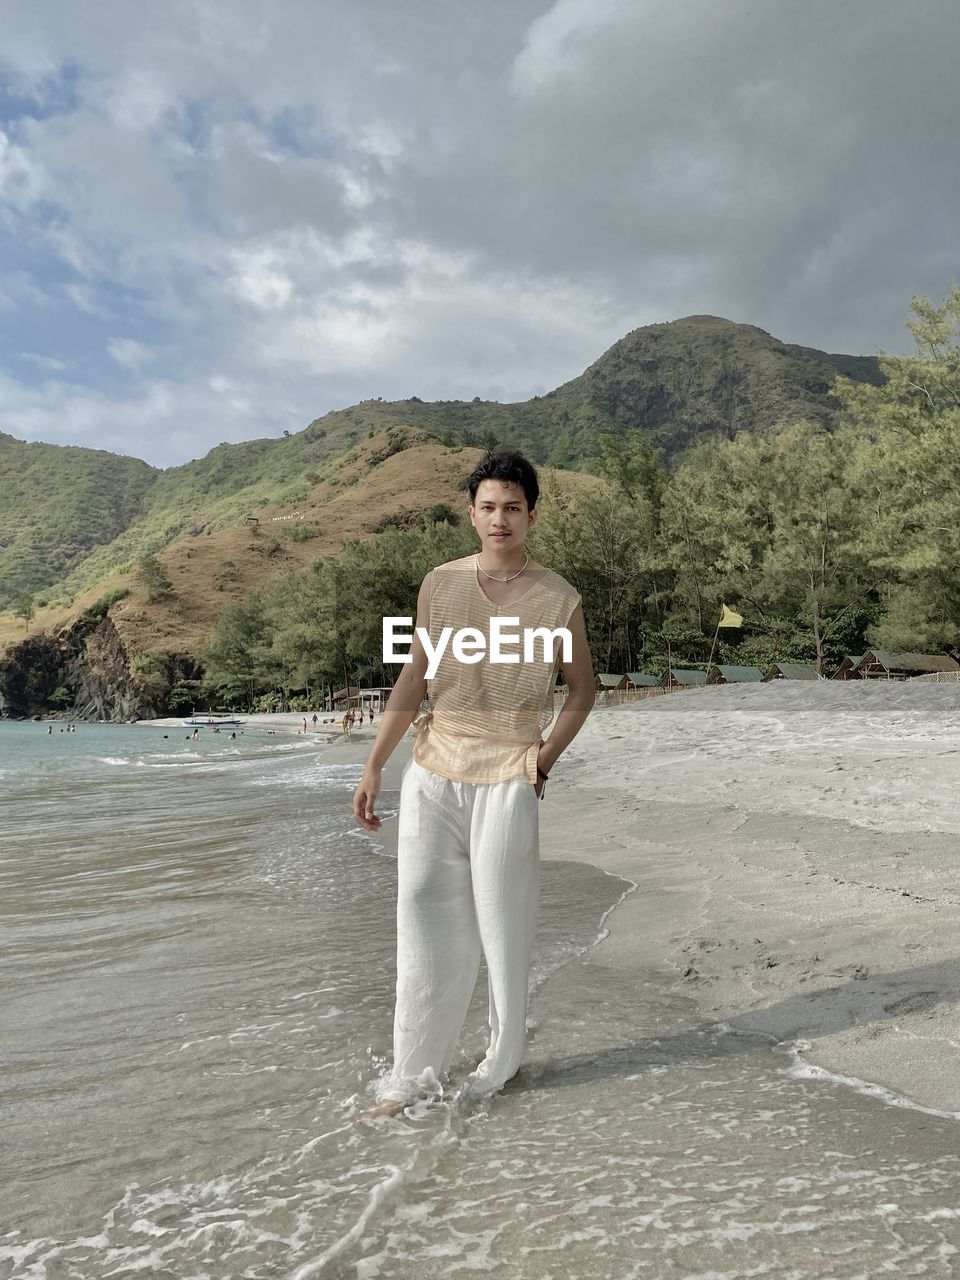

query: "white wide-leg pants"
(378, 758), (540, 1103)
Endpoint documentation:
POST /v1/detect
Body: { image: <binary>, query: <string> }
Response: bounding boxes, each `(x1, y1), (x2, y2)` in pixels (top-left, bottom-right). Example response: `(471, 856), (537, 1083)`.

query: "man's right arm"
(353, 573), (431, 829)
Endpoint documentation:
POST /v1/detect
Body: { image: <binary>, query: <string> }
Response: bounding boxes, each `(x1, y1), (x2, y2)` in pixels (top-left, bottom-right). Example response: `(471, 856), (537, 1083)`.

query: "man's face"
(468, 480), (536, 551)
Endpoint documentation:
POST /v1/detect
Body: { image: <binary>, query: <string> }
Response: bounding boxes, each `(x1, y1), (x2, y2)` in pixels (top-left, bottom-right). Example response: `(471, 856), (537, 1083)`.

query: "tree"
(203, 597), (277, 705)
(837, 284), (960, 650)
(137, 553), (174, 603)
(758, 422), (874, 671)
(660, 425), (874, 670)
(48, 684), (73, 708)
(530, 474), (652, 673)
(592, 429), (666, 509)
(12, 593), (35, 632)
(660, 435), (772, 635)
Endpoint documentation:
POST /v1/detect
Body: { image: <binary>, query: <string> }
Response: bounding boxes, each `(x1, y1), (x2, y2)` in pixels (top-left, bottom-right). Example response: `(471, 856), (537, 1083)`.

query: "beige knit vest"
(412, 554), (582, 784)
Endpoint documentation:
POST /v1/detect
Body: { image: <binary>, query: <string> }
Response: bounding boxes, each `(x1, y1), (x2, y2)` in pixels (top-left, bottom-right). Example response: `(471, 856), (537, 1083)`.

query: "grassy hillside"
(0, 429), (597, 656)
(0, 315), (883, 618)
(0, 433), (157, 608)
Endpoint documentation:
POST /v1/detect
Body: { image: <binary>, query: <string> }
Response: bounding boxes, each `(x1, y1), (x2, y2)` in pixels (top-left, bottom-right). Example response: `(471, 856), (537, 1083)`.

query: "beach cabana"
(625, 672), (659, 689)
(331, 684), (360, 709)
(659, 668), (708, 690)
(764, 663), (819, 681)
(595, 673), (628, 692)
(855, 651), (960, 680)
(707, 664), (764, 685)
(832, 654), (864, 680)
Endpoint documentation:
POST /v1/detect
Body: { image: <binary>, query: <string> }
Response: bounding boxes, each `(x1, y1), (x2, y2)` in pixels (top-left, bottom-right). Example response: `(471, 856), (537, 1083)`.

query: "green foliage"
(48, 684), (73, 708)
(167, 678), (206, 714)
(530, 473), (659, 673)
(12, 593), (35, 630)
(282, 523), (319, 541)
(837, 284), (960, 650)
(83, 587), (130, 620)
(417, 503), (458, 530)
(137, 553), (173, 602)
(0, 436), (156, 608)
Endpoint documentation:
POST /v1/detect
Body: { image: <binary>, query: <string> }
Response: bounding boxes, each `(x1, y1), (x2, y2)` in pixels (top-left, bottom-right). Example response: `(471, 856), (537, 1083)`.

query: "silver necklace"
(476, 552), (529, 582)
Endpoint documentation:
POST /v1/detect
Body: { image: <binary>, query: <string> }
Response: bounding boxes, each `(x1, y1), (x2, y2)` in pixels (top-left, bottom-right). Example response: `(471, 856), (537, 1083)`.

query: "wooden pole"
(706, 616), (722, 669)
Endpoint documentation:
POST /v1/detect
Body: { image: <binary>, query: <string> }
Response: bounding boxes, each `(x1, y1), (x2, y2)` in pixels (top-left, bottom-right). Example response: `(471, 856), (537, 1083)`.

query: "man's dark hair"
(467, 449), (539, 511)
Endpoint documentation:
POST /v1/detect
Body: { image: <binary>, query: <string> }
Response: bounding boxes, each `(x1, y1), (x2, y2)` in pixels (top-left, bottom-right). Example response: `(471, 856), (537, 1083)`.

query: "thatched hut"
(707, 664), (764, 685)
(625, 672), (659, 689)
(832, 655), (865, 680)
(855, 651), (960, 680)
(659, 668), (708, 690)
(764, 662), (819, 681)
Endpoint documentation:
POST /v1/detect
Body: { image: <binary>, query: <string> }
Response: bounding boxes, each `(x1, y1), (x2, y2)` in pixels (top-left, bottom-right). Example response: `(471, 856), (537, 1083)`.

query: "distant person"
(368, 707), (374, 725)
(342, 712), (351, 738)
(191, 728), (200, 741)
(312, 713), (318, 728)
(303, 718), (308, 734)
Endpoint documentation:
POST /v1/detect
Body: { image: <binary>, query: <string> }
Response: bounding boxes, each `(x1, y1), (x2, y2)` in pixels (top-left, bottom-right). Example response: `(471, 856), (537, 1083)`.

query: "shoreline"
(539, 682), (960, 1118)
(165, 684), (960, 1118)
(136, 710), (378, 742)
(307, 682), (960, 1119)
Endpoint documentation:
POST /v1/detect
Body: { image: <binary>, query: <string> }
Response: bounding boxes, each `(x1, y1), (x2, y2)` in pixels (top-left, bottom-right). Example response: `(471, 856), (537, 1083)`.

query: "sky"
(0, 0), (957, 469)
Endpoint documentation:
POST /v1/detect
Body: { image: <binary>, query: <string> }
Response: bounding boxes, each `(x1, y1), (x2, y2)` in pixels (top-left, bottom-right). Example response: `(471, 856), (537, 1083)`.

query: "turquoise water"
(3, 720), (960, 1278)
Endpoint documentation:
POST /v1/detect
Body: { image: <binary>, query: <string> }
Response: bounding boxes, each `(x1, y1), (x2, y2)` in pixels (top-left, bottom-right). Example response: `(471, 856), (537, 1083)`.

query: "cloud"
(107, 337), (157, 369)
(0, 125), (46, 206)
(0, 0), (958, 466)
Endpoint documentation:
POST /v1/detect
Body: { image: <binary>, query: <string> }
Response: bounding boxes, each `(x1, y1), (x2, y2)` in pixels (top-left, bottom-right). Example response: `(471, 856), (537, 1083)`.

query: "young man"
(353, 449), (595, 1115)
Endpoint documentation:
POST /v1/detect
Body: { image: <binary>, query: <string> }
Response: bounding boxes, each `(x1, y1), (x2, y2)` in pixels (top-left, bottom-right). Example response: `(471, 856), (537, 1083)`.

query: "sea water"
(3, 719), (960, 1279)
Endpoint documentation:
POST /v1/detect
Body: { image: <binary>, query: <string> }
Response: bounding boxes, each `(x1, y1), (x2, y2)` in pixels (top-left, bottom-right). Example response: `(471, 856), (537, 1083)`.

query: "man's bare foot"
(357, 1097), (408, 1121)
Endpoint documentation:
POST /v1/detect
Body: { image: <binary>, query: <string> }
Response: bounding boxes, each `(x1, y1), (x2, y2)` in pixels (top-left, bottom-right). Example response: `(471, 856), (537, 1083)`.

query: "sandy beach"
(544, 679), (960, 1118)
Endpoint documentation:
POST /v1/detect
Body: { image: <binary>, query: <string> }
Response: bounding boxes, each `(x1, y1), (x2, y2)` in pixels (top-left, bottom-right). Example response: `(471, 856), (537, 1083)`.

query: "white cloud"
(0, 127), (47, 207)
(510, 0), (634, 94)
(0, 369), (276, 466)
(228, 247), (295, 310)
(0, 0), (958, 466)
(107, 338), (157, 369)
(20, 353), (69, 372)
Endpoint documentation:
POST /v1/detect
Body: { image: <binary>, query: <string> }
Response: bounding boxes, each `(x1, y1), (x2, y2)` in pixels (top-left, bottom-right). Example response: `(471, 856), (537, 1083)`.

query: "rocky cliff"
(0, 616), (197, 722)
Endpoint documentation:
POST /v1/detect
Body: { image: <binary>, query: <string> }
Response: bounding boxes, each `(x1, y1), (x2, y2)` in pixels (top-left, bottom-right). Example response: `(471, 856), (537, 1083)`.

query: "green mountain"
(308, 314), (883, 464)
(0, 316), (883, 611)
(0, 433), (157, 609)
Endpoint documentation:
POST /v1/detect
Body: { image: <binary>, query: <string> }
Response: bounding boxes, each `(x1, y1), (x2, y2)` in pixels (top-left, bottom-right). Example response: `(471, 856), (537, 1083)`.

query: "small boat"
(181, 712), (246, 728)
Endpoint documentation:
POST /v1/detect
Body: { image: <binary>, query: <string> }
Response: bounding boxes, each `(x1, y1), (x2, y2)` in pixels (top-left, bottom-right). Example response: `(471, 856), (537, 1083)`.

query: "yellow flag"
(719, 603), (743, 628)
